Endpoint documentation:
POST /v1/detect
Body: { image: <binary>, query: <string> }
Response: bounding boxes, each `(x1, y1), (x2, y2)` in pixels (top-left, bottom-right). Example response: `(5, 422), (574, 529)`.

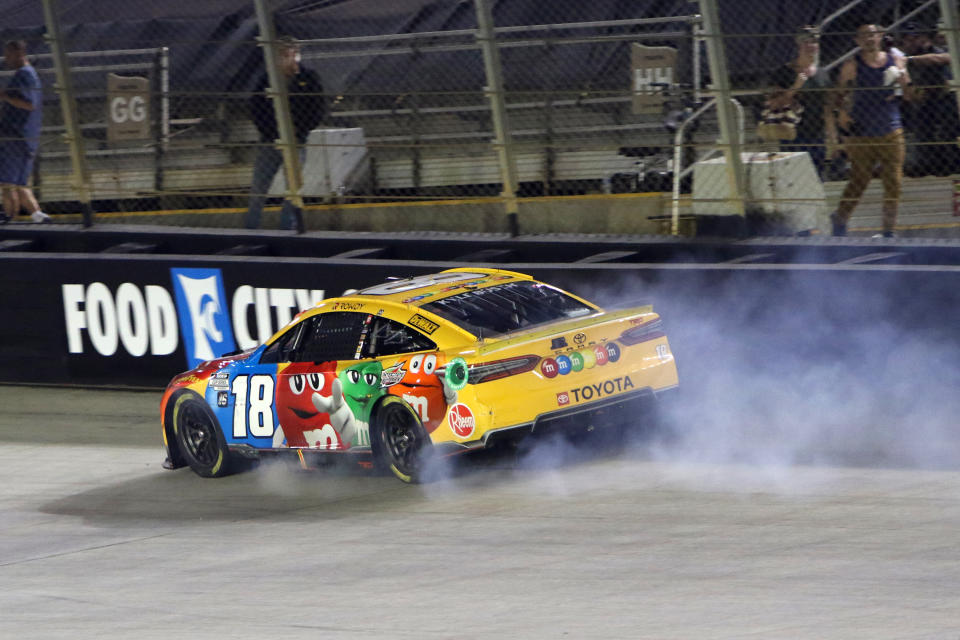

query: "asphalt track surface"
(2, 385), (959, 639)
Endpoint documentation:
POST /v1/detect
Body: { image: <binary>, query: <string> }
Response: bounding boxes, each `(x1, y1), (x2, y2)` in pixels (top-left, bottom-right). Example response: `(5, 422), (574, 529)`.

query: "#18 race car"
(160, 268), (678, 483)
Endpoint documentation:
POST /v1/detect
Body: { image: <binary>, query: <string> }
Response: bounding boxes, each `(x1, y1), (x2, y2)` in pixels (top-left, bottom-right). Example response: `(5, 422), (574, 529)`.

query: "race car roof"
(350, 268), (534, 306)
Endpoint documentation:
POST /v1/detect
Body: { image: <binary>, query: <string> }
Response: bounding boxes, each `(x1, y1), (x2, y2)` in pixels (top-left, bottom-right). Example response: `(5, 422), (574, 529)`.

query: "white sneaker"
(31, 211), (51, 223)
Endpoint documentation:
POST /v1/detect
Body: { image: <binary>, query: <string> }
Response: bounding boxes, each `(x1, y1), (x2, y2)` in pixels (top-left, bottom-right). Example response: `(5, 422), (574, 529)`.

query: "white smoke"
(604, 268), (960, 474)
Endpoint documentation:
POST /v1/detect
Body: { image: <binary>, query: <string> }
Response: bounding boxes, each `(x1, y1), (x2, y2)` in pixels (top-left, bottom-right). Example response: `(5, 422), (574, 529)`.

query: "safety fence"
(2, 0), (959, 236)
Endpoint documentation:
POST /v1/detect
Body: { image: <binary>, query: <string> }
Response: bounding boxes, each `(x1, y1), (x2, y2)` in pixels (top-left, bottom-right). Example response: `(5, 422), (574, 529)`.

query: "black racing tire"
(172, 393), (234, 478)
(372, 396), (432, 484)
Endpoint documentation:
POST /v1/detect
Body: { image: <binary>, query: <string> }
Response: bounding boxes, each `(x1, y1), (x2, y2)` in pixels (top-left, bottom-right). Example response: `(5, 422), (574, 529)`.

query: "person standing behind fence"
(901, 23), (960, 177)
(826, 24), (910, 238)
(246, 36), (325, 230)
(766, 26), (830, 179)
(0, 40), (49, 224)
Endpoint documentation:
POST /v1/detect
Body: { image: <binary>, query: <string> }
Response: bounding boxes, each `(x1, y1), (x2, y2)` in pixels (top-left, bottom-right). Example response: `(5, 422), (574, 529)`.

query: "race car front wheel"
(173, 394), (234, 478)
(373, 396), (431, 483)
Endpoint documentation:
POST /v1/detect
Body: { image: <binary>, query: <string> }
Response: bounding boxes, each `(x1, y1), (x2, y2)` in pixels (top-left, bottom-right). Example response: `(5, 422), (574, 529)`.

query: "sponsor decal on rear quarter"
(447, 403), (476, 439)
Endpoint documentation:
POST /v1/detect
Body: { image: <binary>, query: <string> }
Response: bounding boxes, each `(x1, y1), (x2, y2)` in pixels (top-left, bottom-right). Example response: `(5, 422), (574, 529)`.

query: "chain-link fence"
(721, 0), (960, 238)
(2, 0), (959, 237)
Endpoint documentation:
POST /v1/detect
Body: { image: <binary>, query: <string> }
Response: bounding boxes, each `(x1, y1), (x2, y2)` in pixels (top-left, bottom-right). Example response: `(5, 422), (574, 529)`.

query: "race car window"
(359, 316), (437, 359)
(262, 312), (368, 363)
(421, 281), (594, 337)
(296, 312), (371, 362)
(259, 319), (305, 364)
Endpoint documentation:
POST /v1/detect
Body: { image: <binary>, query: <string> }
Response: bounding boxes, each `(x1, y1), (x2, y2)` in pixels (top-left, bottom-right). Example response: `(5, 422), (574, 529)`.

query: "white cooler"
(692, 151), (827, 233)
(269, 127), (368, 197)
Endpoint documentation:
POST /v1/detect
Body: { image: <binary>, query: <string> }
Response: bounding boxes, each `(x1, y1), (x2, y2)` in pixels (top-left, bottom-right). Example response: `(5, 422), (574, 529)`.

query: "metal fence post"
(40, 0), (94, 226)
(474, 0), (520, 237)
(939, 0), (960, 130)
(160, 46), (170, 154)
(253, 0), (305, 233)
(698, 0), (745, 217)
(152, 48), (167, 196)
(411, 94), (422, 192)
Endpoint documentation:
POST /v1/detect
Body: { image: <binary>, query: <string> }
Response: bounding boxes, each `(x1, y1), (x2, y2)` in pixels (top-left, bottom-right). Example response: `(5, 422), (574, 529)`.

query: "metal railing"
(18, 0), (960, 237)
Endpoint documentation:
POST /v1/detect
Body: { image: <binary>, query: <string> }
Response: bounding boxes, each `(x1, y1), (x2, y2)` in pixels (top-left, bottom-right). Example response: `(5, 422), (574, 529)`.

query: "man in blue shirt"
(825, 24), (910, 238)
(0, 40), (49, 223)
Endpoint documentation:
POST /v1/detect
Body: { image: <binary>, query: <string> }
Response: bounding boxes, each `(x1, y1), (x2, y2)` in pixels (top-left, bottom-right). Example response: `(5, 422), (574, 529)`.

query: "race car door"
(267, 311), (370, 450)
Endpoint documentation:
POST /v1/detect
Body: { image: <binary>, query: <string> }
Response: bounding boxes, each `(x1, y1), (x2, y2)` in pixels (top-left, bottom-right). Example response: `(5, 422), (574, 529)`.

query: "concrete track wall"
(2, 251), (958, 393)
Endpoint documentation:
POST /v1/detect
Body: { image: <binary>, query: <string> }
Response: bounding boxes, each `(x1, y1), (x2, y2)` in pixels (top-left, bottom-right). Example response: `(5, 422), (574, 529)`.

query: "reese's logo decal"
(408, 314), (440, 335)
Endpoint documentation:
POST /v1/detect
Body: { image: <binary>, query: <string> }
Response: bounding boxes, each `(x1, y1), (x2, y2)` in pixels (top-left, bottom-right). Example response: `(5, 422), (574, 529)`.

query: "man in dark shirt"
(245, 36), (325, 230)
(767, 26), (830, 179)
(0, 40), (49, 223)
(902, 23), (960, 176)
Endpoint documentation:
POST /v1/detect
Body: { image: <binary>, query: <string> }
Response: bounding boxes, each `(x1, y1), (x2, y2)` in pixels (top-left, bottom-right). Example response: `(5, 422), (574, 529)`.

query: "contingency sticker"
(408, 314), (440, 335)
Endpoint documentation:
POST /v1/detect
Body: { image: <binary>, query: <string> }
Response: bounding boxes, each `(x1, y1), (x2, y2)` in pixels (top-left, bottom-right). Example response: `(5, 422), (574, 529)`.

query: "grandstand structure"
(2, 0), (959, 235)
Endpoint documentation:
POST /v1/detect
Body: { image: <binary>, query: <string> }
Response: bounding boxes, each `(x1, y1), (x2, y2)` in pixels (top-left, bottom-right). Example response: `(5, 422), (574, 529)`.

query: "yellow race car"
(160, 268), (678, 482)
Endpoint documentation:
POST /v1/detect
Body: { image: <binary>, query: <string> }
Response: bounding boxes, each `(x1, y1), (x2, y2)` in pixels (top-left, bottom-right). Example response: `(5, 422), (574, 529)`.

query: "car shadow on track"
(39, 428), (662, 526)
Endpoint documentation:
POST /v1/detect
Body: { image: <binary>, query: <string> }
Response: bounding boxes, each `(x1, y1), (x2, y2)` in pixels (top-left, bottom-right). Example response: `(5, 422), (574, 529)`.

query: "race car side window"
(259, 320), (305, 364)
(292, 312), (368, 362)
(360, 316), (437, 359)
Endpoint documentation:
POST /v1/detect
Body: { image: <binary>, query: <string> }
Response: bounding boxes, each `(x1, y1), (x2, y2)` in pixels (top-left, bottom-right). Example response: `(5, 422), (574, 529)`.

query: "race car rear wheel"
(173, 394), (234, 478)
(373, 396), (431, 483)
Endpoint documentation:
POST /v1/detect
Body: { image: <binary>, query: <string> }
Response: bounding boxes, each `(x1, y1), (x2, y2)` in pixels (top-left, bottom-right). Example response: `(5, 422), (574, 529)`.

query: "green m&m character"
(339, 361), (385, 424)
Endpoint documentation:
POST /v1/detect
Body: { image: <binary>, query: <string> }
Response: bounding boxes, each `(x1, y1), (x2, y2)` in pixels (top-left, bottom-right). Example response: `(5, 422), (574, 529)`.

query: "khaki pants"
(836, 129), (905, 233)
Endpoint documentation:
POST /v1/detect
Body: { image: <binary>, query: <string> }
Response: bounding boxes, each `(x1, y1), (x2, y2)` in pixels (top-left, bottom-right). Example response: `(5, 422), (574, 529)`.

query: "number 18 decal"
(231, 374), (275, 438)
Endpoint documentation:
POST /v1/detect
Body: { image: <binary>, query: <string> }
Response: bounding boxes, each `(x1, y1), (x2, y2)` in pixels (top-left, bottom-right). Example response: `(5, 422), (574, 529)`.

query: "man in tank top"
(825, 24), (910, 238)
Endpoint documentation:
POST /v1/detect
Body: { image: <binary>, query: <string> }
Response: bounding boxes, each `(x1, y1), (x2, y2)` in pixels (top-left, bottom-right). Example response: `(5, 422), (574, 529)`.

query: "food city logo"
(62, 268), (326, 367)
(539, 341), (621, 378)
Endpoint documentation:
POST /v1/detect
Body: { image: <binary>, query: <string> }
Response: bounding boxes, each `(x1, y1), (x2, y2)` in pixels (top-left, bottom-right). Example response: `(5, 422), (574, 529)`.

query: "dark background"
(1, 0), (939, 95)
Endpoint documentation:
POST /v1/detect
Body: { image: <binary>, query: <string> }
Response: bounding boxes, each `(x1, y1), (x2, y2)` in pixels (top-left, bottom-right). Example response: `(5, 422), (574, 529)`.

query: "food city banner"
(0, 255), (437, 387)
(1, 252), (959, 388)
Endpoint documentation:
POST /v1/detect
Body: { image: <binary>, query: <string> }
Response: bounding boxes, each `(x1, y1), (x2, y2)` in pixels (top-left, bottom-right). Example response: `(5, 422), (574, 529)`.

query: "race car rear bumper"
(440, 384), (677, 453)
